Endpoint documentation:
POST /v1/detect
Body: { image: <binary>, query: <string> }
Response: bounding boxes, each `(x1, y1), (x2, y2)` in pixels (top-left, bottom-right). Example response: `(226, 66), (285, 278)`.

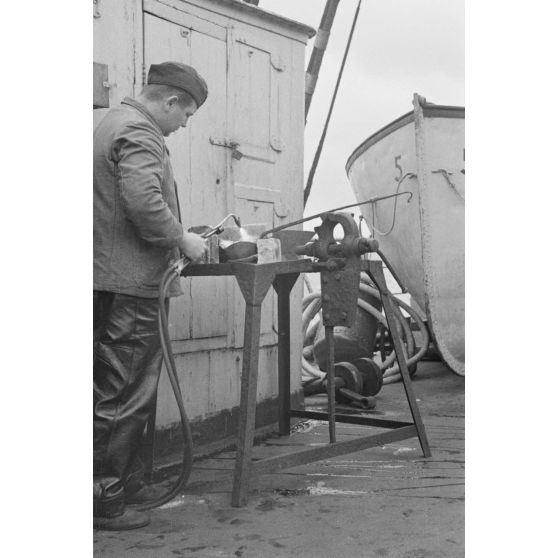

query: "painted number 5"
(394, 155), (403, 183)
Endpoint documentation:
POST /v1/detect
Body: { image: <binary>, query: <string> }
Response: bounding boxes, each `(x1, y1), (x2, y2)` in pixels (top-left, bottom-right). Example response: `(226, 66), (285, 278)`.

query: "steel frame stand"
(184, 258), (430, 507)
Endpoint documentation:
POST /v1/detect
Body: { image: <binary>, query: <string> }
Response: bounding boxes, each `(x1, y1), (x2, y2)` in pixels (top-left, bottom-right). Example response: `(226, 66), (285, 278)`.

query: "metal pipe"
(259, 192), (412, 238)
(325, 325), (336, 443)
(213, 213), (242, 229)
(304, 0), (341, 121)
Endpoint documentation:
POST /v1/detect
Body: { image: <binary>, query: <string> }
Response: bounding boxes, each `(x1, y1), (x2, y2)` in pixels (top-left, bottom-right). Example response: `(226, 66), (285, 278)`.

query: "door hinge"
(270, 135), (285, 152)
(270, 54), (286, 72)
(93, 0), (101, 18)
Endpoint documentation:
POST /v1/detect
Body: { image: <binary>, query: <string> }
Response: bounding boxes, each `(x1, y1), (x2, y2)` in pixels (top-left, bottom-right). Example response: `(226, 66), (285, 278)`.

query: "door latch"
(209, 137), (244, 160)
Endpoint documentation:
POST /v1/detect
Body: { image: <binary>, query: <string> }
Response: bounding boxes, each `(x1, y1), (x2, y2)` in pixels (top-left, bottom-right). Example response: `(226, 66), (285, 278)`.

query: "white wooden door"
(227, 26), (289, 348)
(144, 10), (233, 352)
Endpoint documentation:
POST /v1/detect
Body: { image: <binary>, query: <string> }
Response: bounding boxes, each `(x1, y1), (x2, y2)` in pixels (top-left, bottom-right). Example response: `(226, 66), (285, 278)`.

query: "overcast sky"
(260, 0), (465, 219)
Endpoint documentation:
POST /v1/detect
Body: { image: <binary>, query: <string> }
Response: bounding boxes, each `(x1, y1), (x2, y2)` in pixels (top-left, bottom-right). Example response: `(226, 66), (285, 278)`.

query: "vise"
(295, 211), (378, 327)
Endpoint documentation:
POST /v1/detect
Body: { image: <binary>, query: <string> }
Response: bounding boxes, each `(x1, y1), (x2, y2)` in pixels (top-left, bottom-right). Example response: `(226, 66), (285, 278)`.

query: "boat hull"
(346, 96), (465, 375)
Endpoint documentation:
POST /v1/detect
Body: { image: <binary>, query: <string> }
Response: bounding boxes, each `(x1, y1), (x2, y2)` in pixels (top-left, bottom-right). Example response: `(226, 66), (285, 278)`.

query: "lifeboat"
(346, 94), (465, 375)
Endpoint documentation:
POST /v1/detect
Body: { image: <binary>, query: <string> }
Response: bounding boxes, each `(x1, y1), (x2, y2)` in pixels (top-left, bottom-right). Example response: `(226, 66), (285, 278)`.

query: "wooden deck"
(95, 360), (464, 557)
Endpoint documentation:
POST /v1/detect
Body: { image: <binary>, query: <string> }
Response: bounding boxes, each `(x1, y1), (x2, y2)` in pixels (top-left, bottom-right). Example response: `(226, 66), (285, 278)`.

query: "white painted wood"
(144, 12), (232, 348)
(93, 0), (142, 105)
(145, 0), (314, 43)
(95, 0), (312, 430)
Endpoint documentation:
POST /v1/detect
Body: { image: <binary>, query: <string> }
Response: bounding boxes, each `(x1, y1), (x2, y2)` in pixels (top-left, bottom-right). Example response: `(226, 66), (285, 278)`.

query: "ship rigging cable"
(304, 0), (363, 207)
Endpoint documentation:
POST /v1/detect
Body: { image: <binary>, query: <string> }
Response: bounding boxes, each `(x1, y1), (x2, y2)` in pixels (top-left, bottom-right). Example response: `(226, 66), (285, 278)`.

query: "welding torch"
(170, 213), (242, 275)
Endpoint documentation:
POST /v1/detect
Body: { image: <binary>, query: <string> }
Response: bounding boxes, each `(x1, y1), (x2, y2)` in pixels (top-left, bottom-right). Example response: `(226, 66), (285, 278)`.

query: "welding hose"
(302, 274), (429, 386)
(304, 287), (425, 382)
(130, 262), (194, 511)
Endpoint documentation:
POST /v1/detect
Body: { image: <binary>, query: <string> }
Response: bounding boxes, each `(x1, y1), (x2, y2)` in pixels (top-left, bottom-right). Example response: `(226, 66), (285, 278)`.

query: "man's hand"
(178, 231), (208, 262)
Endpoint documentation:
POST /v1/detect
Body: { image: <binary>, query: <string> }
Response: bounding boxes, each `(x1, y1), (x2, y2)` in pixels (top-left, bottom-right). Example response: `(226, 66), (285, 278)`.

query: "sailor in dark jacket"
(93, 62), (208, 530)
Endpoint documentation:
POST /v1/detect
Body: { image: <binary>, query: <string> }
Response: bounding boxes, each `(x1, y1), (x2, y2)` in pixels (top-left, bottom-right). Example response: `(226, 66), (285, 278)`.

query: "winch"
(146, 197), (431, 509)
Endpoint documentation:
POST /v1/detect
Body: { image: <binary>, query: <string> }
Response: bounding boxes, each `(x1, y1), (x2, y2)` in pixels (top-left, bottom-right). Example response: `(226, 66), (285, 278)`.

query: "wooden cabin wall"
(93, 0), (143, 126)
(94, 0), (310, 442)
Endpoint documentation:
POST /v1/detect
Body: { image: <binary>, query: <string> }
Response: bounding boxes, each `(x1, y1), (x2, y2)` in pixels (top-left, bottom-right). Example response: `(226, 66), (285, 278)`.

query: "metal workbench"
(188, 257), (430, 507)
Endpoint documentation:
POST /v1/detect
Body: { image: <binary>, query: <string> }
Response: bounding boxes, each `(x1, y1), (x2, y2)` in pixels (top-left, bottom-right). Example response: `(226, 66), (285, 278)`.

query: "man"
(93, 61), (208, 530)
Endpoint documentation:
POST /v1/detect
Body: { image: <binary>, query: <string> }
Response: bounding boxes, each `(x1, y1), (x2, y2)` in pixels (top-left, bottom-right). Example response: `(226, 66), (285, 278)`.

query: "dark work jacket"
(94, 98), (183, 298)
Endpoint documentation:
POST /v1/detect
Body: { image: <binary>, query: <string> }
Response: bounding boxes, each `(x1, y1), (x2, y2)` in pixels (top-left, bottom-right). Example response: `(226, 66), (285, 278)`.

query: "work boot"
(94, 481), (150, 531)
(94, 509), (150, 531)
(125, 479), (172, 505)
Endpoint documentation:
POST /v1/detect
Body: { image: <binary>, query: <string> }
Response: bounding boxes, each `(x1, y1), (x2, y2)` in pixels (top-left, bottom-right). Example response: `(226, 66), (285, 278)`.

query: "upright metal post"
(273, 274), (299, 436)
(305, 0), (341, 120)
(325, 325), (336, 443)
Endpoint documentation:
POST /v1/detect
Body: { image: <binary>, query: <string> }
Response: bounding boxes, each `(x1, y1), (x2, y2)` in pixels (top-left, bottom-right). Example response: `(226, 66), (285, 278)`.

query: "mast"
(304, 0), (341, 122)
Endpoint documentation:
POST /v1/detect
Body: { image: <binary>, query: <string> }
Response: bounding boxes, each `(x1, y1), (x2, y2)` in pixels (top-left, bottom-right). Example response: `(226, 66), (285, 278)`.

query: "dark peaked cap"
(147, 62), (208, 107)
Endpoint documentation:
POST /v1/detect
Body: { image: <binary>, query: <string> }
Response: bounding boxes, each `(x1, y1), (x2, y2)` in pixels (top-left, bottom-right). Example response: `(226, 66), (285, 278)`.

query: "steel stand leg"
(325, 325), (336, 443)
(273, 274), (300, 436)
(365, 261), (431, 457)
(232, 266), (276, 507)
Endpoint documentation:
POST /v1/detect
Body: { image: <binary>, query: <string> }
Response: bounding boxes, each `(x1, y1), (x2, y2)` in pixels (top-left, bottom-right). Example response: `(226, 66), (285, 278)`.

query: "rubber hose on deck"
(130, 266), (194, 511)
(301, 277), (429, 386)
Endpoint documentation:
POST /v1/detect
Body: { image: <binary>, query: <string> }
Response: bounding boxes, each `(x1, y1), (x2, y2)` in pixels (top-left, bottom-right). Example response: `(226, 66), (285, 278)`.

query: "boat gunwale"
(345, 104), (464, 175)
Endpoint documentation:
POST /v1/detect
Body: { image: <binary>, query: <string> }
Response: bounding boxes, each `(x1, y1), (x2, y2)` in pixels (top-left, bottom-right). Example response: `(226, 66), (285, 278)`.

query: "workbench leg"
(231, 266), (277, 507)
(273, 274), (300, 436)
(232, 301), (264, 507)
(366, 263), (431, 458)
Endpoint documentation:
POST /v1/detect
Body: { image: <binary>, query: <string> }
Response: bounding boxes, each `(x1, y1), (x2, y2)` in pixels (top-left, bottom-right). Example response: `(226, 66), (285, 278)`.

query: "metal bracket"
(270, 54), (286, 72)
(432, 168), (464, 201)
(270, 135), (285, 152)
(209, 136), (238, 149)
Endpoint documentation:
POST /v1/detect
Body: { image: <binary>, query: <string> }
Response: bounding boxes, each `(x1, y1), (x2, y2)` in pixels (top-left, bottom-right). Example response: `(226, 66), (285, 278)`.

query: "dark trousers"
(93, 291), (166, 516)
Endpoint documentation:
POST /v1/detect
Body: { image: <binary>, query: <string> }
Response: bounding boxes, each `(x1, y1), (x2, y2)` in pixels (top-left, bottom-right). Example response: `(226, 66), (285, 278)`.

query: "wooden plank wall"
(94, 0), (310, 438)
